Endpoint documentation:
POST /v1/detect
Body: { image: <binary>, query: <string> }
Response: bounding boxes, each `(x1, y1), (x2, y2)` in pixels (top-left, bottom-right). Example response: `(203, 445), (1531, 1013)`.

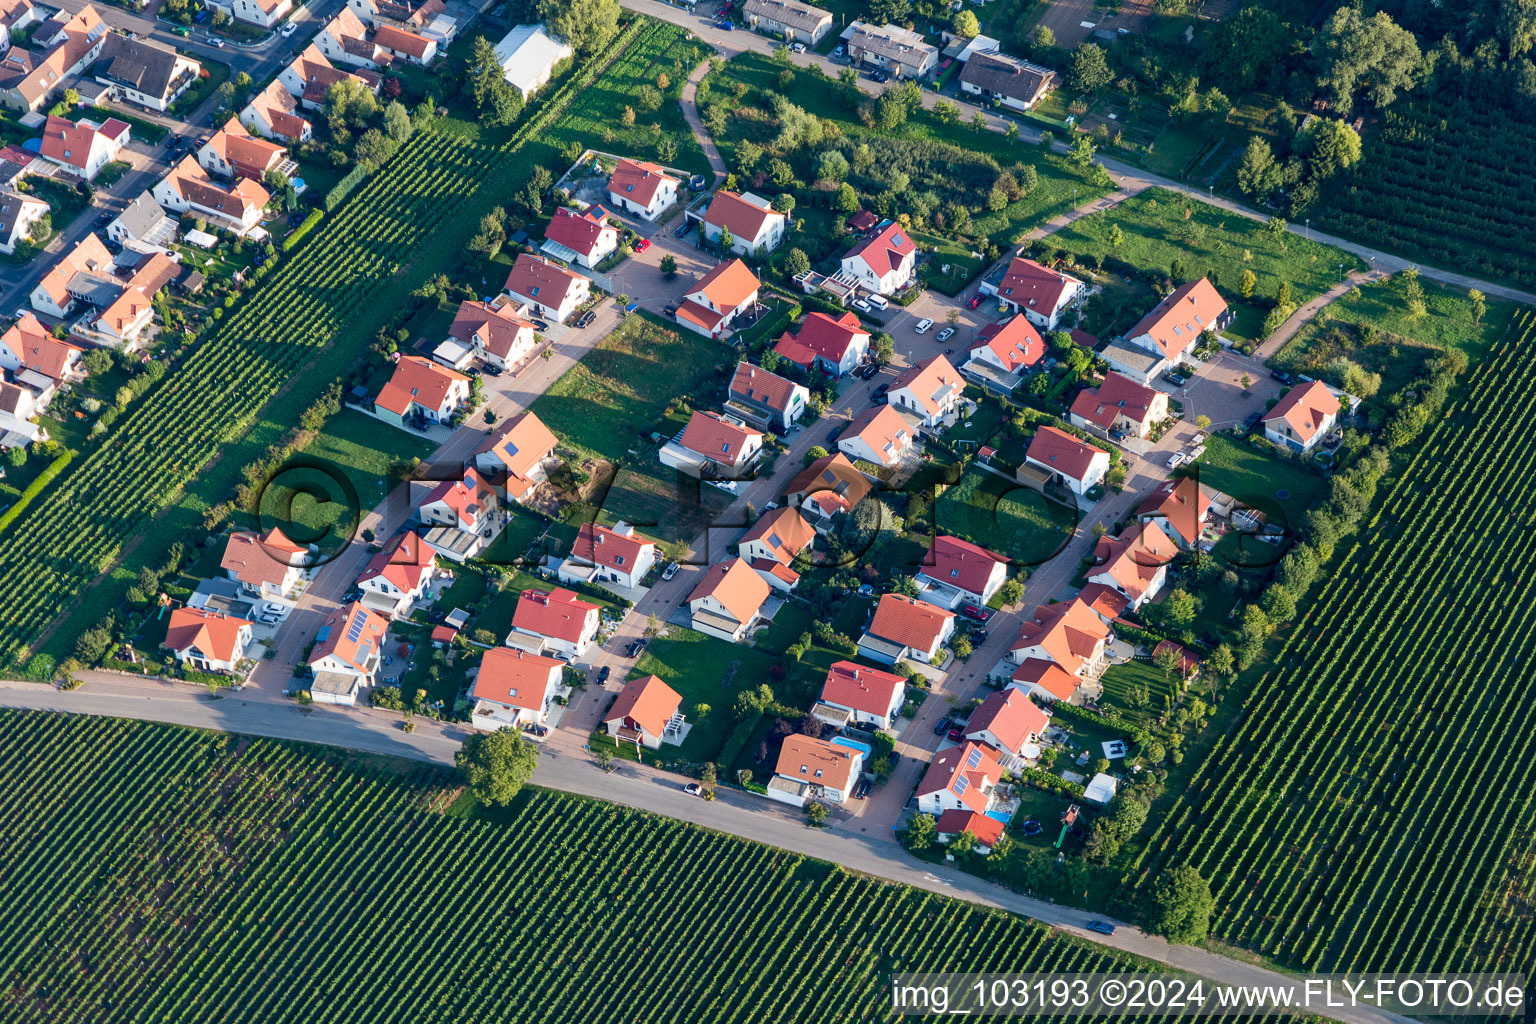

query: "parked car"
(673, 220), (693, 238)
(1164, 371), (1188, 386)
(209, 36), (225, 47)
(960, 604), (990, 623)
(935, 327), (955, 343)
(632, 637), (649, 656)
(633, 237), (651, 253)
(873, 383), (889, 399)
(946, 725), (965, 741)
(1086, 920), (1117, 936)
(597, 665), (611, 683)
(662, 561), (680, 580)
(684, 782), (702, 795)
(481, 363), (503, 376)
(852, 298), (872, 313)
(933, 717), (951, 735)
(1107, 428), (1127, 442)
(575, 310), (597, 328)
(662, 304), (678, 318)
(968, 628), (989, 645)
(1269, 368), (1295, 385)
(871, 69), (890, 82)
(832, 44), (845, 57)
(790, 42), (805, 53)
(1243, 411), (1263, 430)
(280, 20), (296, 35)
(914, 318), (933, 334)
(714, 19), (734, 29)
(967, 294), (983, 309)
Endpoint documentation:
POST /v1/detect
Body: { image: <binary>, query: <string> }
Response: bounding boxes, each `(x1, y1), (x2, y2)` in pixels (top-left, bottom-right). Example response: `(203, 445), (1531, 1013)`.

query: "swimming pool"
(985, 809), (1013, 825)
(832, 737), (875, 758)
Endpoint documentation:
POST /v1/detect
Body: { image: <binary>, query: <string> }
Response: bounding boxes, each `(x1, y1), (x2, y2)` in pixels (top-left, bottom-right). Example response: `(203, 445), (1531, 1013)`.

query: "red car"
(633, 237), (651, 253)
(961, 604), (990, 623)
(968, 294), (983, 309)
(946, 726), (965, 741)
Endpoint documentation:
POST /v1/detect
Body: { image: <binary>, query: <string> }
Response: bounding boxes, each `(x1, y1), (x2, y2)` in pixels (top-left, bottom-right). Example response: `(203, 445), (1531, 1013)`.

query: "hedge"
(0, 450), (73, 535)
(283, 209), (324, 252)
(324, 165), (370, 212)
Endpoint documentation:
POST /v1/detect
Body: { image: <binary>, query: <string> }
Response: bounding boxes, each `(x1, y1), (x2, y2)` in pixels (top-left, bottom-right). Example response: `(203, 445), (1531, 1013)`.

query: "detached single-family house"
(473, 410), (558, 503)
(1089, 520), (1176, 612)
(449, 298), (537, 371)
(915, 741), (1003, 816)
(1069, 371), (1169, 440)
(105, 190), (176, 249)
(508, 586), (601, 660)
(221, 527), (307, 598)
(565, 521), (655, 591)
(675, 258), (760, 338)
(772, 310), (869, 377)
(963, 315), (1045, 386)
(742, 0), (833, 44)
(858, 593), (955, 665)
(815, 659), (905, 728)
(542, 204), (619, 269)
(504, 253), (590, 324)
(163, 607), (253, 674)
(915, 535), (1008, 609)
(374, 355), (470, 425)
(279, 45), (381, 112)
(198, 118), (289, 183)
(986, 257), (1083, 328)
(0, 5), (108, 113)
(307, 601), (389, 705)
(738, 504), (814, 592)
(837, 403), (915, 470)
(1263, 379), (1339, 453)
(1106, 277), (1230, 382)
(843, 21), (937, 78)
(839, 219), (917, 296)
(30, 233), (114, 318)
(769, 734), (863, 807)
(934, 809), (1007, 854)
(1008, 656), (1084, 704)
(701, 190), (785, 255)
(1136, 476), (1212, 549)
(958, 51), (1055, 112)
(229, 0), (295, 29)
(1025, 425), (1110, 500)
(727, 361), (809, 433)
(372, 24), (437, 64)
(39, 114), (128, 181)
(889, 354), (964, 428)
(316, 9), (384, 70)
(604, 674), (686, 750)
(1008, 598), (1111, 681)
(467, 647), (567, 731)
(152, 155), (269, 236)
(356, 531), (440, 618)
(605, 158), (678, 221)
(492, 23), (571, 100)
(687, 557), (771, 642)
(92, 33), (201, 112)
(417, 466), (501, 561)
(88, 250), (179, 345)
(0, 380), (40, 444)
(0, 188), (47, 254)
(964, 687), (1048, 769)
(660, 409), (763, 480)
(241, 79), (313, 143)
(786, 451), (872, 532)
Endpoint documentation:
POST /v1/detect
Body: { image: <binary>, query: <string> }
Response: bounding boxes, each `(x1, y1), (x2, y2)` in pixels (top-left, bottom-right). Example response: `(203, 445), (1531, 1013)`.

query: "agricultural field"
(935, 466), (1077, 568)
(0, 711), (1300, 1024)
(1129, 308), (1536, 973)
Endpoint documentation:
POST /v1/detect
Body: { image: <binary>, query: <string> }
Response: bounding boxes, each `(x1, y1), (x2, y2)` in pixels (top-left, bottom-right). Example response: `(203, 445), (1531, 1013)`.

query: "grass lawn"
(915, 230), (985, 296)
(631, 627), (783, 763)
(168, 58), (230, 118)
(64, 106), (169, 143)
(1098, 659), (1182, 729)
(475, 505), (549, 568)
(1189, 434), (1327, 537)
(935, 467), (1076, 567)
(21, 175), (91, 233)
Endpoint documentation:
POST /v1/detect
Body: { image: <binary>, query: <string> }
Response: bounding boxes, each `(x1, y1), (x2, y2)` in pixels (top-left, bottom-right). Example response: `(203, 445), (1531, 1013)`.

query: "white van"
(914, 317), (933, 334)
(866, 294), (889, 311)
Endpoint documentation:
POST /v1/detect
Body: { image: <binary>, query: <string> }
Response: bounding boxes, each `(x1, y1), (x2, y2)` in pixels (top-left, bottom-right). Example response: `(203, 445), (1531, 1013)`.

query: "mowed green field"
(0, 712), (1296, 1024)
(934, 466), (1077, 568)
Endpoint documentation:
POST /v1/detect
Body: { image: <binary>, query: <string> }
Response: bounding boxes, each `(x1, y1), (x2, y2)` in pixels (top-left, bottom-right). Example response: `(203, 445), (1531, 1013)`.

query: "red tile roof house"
(1102, 277), (1230, 384)
(240, 79), (312, 143)
(675, 258), (760, 339)
(701, 189), (786, 255)
(916, 740), (1004, 816)
(467, 647), (567, 732)
(687, 556), (772, 642)
(197, 117), (288, 183)
(503, 252), (591, 324)
(603, 673), (686, 750)
(934, 808), (1007, 854)
(417, 466), (502, 561)
(0, 311), (81, 386)
(28, 231), (115, 319)
(1069, 371), (1170, 440)
(220, 527), (308, 598)
(726, 360), (810, 432)
(374, 355), (470, 427)
(858, 593), (956, 665)
(507, 586), (601, 660)
(563, 521), (656, 592)
(606, 158), (679, 221)
(768, 734), (863, 807)
(1135, 476), (1213, 550)
(1006, 656), (1084, 704)
(772, 310), (869, 377)
(542, 205), (620, 269)
(38, 113), (128, 180)
(659, 409), (763, 481)
(982, 257), (1083, 329)
(151, 154), (270, 237)
(278, 44), (381, 113)
(737, 504), (815, 592)
(472, 410), (558, 504)
(162, 607), (253, 674)
(889, 354), (965, 428)
(1006, 597), (1111, 684)
(785, 451), (873, 533)
(836, 403), (915, 470)
(839, 219), (917, 296)
(1262, 379), (1340, 454)
(448, 298), (537, 372)
(964, 687), (1048, 769)
(306, 601), (390, 705)
(1089, 520), (1176, 612)
(814, 659), (906, 729)
(1024, 425), (1111, 502)
(915, 534), (1009, 609)
(356, 532), (442, 619)
(962, 315), (1044, 390)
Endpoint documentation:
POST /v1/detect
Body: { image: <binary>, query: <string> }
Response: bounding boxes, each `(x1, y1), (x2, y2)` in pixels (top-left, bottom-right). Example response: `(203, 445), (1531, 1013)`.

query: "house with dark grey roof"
(742, 0), (832, 44)
(106, 190), (177, 249)
(958, 51), (1056, 112)
(0, 186), (47, 255)
(842, 21), (937, 79)
(92, 33), (201, 112)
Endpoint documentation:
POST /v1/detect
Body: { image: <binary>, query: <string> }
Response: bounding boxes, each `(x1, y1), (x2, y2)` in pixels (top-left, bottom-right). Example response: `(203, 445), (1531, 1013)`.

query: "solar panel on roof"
(346, 609), (367, 643)
(953, 775), (969, 795)
(966, 747), (983, 769)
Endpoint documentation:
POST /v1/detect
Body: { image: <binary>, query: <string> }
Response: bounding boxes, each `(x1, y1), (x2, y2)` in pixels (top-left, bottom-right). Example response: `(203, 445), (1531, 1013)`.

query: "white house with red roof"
(473, 410), (558, 504)
(738, 504), (814, 592)
(39, 114), (128, 180)
(772, 310), (868, 377)
(963, 315), (1045, 388)
(468, 647), (567, 732)
(837, 403), (915, 470)
(1089, 520), (1175, 611)
(964, 687), (1048, 768)
(604, 674), (686, 749)
(564, 521), (655, 592)
(786, 452), (873, 532)
(726, 360), (809, 432)
(915, 535), (1008, 609)
(152, 154), (269, 236)
(769, 734), (863, 806)
(356, 532), (441, 618)
(839, 219), (916, 295)
(417, 466), (502, 561)
(1007, 656), (1083, 704)
(163, 607), (253, 674)
(934, 809), (1007, 854)
(503, 253), (590, 324)
(606, 158), (678, 221)
(815, 659), (906, 728)
(220, 527), (307, 598)
(240, 79), (312, 142)
(542, 204), (619, 269)
(687, 557), (771, 642)
(1070, 371), (1169, 440)
(1007, 598), (1111, 682)
(374, 355), (470, 426)
(197, 117), (288, 183)
(660, 409), (763, 480)
(701, 190), (785, 255)
(1136, 476), (1212, 549)
(307, 601), (389, 704)
(508, 586), (600, 659)
(1262, 379), (1339, 453)
(984, 257), (1082, 329)
(0, 312), (82, 384)
(889, 354), (965, 428)
(1104, 278), (1230, 383)
(859, 593), (955, 665)
(675, 258), (760, 338)
(29, 232), (115, 320)
(1025, 426), (1110, 501)
(916, 741), (1004, 816)
(278, 44), (380, 112)
(447, 298), (537, 371)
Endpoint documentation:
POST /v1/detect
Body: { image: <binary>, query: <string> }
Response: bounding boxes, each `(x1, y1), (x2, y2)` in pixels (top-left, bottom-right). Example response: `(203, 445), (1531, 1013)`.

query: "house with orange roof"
(1103, 277), (1230, 383)
(839, 219), (917, 295)
(934, 808), (1007, 853)
(28, 231), (113, 319)
(374, 355), (470, 426)
(660, 409), (763, 480)
(448, 298), (536, 371)
(1075, 581), (1129, 625)
(467, 647), (568, 731)
(1007, 656), (1083, 704)
(240, 79), (312, 142)
(163, 606), (253, 674)
(472, 410), (557, 504)
(373, 23), (437, 64)
(859, 592), (955, 665)
(307, 601), (389, 704)
(316, 8), (385, 69)
(563, 521), (656, 591)
(889, 354), (965, 428)
(916, 740), (1003, 816)
(1135, 476), (1212, 549)
(687, 556), (772, 642)
(701, 189), (785, 255)
(1262, 379), (1340, 453)
(417, 466), (502, 561)
(39, 113), (128, 180)
(356, 531), (442, 618)
(837, 403), (916, 470)
(603, 674), (686, 749)
(915, 535), (1009, 609)
(727, 360), (809, 432)
(503, 252), (590, 324)
(964, 687), (1048, 768)
(87, 250), (178, 345)
(738, 504), (814, 592)
(1024, 425), (1110, 501)
(675, 258), (760, 338)
(983, 257), (1082, 328)
(606, 158), (679, 221)
(771, 310), (868, 377)
(786, 451), (872, 532)
(963, 315), (1045, 389)
(0, 311), (81, 385)
(278, 44), (381, 111)
(542, 205), (619, 268)
(814, 659), (906, 728)
(0, 5), (107, 113)
(769, 734), (863, 806)
(1070, 371), (1169, 440)
(197, 118), (289, 182)
(1089, 520), (1175, 611)
(1007, 598), (1110, 681)
(508, 586), (600, 659)
(221, 527), (308, 598)
(152, 154), (269, 236)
